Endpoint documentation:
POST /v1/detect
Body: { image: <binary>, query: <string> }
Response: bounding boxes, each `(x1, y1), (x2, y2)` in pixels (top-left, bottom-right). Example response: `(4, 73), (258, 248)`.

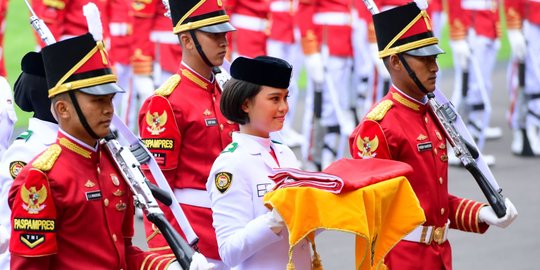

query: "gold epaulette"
(366, 100), (393, 121)
(43, 0), (65, 9)
(154, 74), (181, 97)
(32, 144), (62, 172)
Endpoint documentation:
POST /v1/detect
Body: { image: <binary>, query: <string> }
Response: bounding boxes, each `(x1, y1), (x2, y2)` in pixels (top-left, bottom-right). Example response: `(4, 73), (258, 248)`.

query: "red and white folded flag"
(270, 167), (344, 194)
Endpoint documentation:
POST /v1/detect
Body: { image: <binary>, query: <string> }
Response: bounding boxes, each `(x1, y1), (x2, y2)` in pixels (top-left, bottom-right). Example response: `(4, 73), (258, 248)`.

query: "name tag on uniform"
(205, 118), (218, 127)
(417, 142), (433, 152)
(86, 191), (102, 201)
(256, 183), (272, 197)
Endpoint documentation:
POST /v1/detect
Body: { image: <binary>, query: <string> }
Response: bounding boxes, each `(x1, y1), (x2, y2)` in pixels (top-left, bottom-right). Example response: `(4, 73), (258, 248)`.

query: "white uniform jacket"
(207, 132), (312, 270)
(0, 118), (58, 268)
(0, 77), (16, 156)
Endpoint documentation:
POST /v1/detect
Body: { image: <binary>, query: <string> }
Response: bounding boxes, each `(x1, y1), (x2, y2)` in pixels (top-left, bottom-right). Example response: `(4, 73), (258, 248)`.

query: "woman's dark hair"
(220, 78), (261, 125)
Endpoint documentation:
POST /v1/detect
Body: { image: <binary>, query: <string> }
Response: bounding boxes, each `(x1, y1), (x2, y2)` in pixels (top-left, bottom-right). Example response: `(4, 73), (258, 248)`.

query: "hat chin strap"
(189, 30), (214, 67)
(68, 91), (100, 140)
(397, 53), (429, 94)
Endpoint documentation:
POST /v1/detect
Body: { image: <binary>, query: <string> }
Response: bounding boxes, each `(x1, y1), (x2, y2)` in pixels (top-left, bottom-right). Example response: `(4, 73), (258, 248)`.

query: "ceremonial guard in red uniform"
(8, 32), (180, 269)
(138, 0), (238, 268)
(0, 51), (59, 269)
(31, 0), (110, 43)
(447, 0), (502, 162)
(297, 0), (356, 169)
(505, 0), (540, 157)
(267, 0), (305, 148)
(227, 0), (269, 58)
(349, 1), (517, 268)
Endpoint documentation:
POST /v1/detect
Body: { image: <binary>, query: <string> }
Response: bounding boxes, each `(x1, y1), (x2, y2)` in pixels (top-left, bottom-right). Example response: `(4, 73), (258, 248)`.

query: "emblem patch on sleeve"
(145, 111), (168, 135)
(215, 172), (232, 193)
(21, 184), (48, 214)
(9, 161), (27, 179)
(356, 136), (379, 159)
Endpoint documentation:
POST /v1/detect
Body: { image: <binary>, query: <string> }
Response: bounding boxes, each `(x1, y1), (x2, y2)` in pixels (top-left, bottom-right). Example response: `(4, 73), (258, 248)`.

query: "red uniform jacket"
(505, 0), (540, 30)
(447, 0), (500, 40)
(296, 0), (354, 56)
(9, 131), (172, 269)
(0, 0), (7, 77)
(131, 0), (182, 76)
(227, 0), (270, 57)
(349, 87), (489, 269)
(138, 64), (239, 260)
(268, 0), (297, 44)
(108, 0), (133, 65)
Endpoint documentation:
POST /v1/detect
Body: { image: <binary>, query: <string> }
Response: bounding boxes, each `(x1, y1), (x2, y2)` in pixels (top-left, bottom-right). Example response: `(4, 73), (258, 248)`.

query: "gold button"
(112, 233), (117, 242)
(440, 208), (445, 215)
(439, 177), (443, 184)
(104, 198), (109, 207)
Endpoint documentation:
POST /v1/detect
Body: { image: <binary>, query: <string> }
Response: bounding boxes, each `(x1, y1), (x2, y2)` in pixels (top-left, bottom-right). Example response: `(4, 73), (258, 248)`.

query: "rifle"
(104, 134), (194, 269)
(24, 0), (56, 45)
(427, 93), (507, 218)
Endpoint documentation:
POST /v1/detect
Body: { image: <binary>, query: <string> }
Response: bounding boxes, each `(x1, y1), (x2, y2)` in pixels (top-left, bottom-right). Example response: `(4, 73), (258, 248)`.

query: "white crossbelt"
(461, 0), (496, 10)
(402, 221), (449, 245)
(231, 14), (268, 32)
(150, 31), (180, 44)
(174, 188), (212, 208)
(109, 22), (130, 36)
(270, 1), (294, 12)
(313, 12), (352, 26)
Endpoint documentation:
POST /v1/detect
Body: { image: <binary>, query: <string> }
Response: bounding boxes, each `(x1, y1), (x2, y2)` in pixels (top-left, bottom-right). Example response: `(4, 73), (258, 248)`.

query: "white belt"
(402, 222), (449, 245)
(231, 14), (268, 32)
(313, 12), (352, 26)
(461, 0), (496, 10)
(109, 22), (130, 36)
(150, 31), (180, 44)
(270, 1), (294, 12)
(174, 188), (212, 208)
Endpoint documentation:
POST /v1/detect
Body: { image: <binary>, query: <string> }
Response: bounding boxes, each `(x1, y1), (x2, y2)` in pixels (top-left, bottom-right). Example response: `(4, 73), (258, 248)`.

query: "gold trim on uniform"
(43, 0), (65, 9)
(84, 179), (96, 188)
(391, 92), (419, 111)
(155, 74), (181, 96)
(435, 131), (442, 141)
(174, 15), (230, 34)
(116, 201), (127, 211)
(215, 172), (233, 193)
(145, 111), (168, 135)
(111, 174), (120, 186)
(203, 109), (212, 116)
(32, 144), (62, 172)
(440, 154), (448, 162)
(113, 189), (125, 197)
(438, 143), (446, 149)
(181, 68), (208, 89)
(417, 134), (427, 141)
(366, 100), (393, 121)
(21, 184), (48, 214)
(59, 137), (91, 158)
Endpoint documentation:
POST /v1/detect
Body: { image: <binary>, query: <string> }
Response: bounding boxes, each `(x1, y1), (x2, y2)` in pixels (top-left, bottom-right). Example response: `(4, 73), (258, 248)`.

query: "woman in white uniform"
(207, 56), (312, 270)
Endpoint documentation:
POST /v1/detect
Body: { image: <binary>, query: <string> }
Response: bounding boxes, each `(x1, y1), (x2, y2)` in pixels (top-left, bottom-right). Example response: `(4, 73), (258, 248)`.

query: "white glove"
(133, 74), (155, 101)
(0, 225), (9, 253)
(189, 252), (216, 270)
(507, 29), (527, 61)
(369, 43), (390, 79)
(265, 208), (285, 235)
(478, 198), (518, 229)
(304, 53), (325, 84)
(450, 39), (471, 70)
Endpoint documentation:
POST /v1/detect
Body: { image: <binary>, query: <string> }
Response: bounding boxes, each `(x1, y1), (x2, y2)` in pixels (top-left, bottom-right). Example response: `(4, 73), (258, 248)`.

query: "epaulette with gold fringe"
(366, 100), (393, 121)
(154, 74), (181, 96)
(32, 144), (62, 172)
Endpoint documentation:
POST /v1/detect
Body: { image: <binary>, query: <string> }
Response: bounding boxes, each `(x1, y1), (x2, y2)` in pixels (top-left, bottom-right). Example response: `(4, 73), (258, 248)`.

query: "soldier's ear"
(388, 54), (402, 71)
(179, 33), (192, 49)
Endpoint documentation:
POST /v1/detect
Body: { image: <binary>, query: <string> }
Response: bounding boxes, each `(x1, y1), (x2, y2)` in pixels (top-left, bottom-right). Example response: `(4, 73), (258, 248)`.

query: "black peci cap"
(230, 56), (292, 89)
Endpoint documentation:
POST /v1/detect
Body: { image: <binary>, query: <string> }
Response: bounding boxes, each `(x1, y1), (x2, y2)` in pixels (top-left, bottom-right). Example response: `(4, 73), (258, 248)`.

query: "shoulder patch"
(154, 74), (181, 96)
(366, 100), (393, 121)
(214, 172), (232, 193)
(32, 144), (62, 172)
(221, 142), (238, 153)
(16, 130), (34, 142)
(10, 161), (27, 179)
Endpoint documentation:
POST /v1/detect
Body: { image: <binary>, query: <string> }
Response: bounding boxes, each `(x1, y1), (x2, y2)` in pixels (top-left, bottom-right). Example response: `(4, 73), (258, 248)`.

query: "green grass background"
(4, 1), (511, 128)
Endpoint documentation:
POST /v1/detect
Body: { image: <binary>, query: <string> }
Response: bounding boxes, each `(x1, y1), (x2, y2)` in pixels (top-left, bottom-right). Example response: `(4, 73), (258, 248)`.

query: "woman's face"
(241, 86), (289, 138)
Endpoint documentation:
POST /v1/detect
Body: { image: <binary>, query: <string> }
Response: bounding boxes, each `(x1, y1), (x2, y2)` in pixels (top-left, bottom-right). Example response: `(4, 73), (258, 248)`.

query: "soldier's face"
(241, 86), (289, 138)
(403, 54), (439, 92)
(70, 91), (115, 143)
(195, 30), (229, 66)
